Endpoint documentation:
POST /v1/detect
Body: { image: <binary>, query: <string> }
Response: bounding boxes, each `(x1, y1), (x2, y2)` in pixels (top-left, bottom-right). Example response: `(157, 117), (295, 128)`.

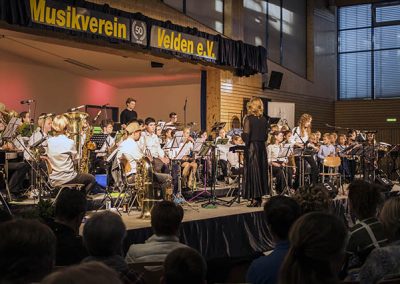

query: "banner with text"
(28, 0), (147, 45)
(150, 25), (218, 62)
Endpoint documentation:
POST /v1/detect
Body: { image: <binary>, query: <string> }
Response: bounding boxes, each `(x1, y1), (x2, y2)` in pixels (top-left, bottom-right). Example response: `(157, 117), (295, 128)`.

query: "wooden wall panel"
(335, 100), (400, 144)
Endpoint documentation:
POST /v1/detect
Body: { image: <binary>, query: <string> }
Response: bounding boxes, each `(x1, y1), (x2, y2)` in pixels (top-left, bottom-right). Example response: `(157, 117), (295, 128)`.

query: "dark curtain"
(0, 0), (267, 76)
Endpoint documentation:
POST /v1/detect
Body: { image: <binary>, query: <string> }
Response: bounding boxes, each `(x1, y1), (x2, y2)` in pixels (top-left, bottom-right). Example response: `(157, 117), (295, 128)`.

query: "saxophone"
(80, 126), (96, 173)
(135, 156), (158, 218)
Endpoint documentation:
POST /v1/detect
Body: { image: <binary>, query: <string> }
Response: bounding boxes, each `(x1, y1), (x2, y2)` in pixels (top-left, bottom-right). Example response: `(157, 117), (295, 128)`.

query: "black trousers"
(66, 173), (96, 194)
(294, 156), (318, 189)
(218, 160), (228, 179)
(8, 162), (30, 194)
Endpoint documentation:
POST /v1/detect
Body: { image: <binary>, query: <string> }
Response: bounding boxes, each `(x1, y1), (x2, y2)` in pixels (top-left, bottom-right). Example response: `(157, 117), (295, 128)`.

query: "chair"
(116, 156), (138, 214)
(43, 158), (84, 204)
(320, 156), (343, 194)
(128, 262), (164, 284)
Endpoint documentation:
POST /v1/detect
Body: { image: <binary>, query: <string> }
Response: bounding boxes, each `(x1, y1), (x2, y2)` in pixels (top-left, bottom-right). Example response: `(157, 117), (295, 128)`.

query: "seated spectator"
(346, 180), (387, 270)
(47, 188), (88, 266)
(0, 219), (56, 283)
(82, 211), (143, 284)
(359, 197), (400, 284)
(246, 196), (301, 284)
(42, 261), (122, 284)
(293, 184), (332, 214)
(125, 201), (188, 264)
(161, 247), (207, 284)
(279, 212), (347, 284)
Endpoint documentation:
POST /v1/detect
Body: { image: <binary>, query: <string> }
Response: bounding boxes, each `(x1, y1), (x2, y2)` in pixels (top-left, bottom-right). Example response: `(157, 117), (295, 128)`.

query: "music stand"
(90, 134), (108, 149)
(277, 144), (294, 196)
(2, 117), (22, 139)
(201, 140), (229, 208)
(226, 145), (245, 206)
(189, 142), (212, 202)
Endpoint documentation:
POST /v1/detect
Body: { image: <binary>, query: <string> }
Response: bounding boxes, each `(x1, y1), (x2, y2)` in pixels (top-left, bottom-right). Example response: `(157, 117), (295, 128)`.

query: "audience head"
(55, 189), (87, 232)
(379, 196), (400, 242)
(280, 212), (347, 284)
(0, 219), (56, 283)
(151, 201), (184, 236)
(293, 185), (332, 215)
(42, 261), (122, 284)
(161, 247), (207, 284)
(264, 196), (301, 241)
(83, 211), (126, 257)
(348, 180), (382, 220)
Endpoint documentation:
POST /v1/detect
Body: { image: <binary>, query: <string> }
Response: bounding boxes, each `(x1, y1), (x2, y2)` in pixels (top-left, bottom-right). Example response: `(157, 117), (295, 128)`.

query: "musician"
(216, 128), (231, 181)
(267, 131), (294, 194)
(330, 132), (338, 147)
(165, 112), (178, 128)
(307, 133), (320, 162)
(19, 111), (31, 124)
(162, 128), (175, 156)
(347, 130), (358, 182)
(364, 132), (377, 181)
(117, 122), (171, 196)
(120, 98), (137, 129)
(24, 114), (52, 161)
(47, 115), (95, 194)
(227, 135), (244, 176)
(318, 133), (336, 163)
(175, 127), (197, 189)
(139, 117), (170, 174)
(241, 97), (269, 207)
(337, 134), (350, 180)
(315, 131), (322, 143)
(290, 113), (319, 188)
(96, 119), (115, 158)
(155, 124), (163, 144)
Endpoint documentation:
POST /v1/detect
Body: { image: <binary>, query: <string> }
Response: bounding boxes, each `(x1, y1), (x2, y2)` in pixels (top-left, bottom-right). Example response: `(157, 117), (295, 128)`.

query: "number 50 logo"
(131, 20), (147, 45)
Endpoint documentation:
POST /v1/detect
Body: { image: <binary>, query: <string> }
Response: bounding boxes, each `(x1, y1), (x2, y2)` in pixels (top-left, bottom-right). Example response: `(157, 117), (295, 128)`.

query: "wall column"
(206, 69), (221, 131)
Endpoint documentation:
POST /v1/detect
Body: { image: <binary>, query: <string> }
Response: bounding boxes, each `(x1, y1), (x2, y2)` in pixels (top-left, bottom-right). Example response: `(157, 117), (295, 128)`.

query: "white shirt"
(96, 135), (115, 158)
(117, 137), (143, 175)
(139, 131), (165, 159)
(290, 126), (309, 145)
(47, 135), (77, 186)
(174, 141), (193, 160)
(216, 136), (231, 161)
(227, 151), (240, 168)
(267, 144), (288, 164)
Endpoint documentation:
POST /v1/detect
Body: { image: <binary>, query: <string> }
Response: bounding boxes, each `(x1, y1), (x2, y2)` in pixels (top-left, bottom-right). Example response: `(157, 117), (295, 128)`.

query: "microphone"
(20, 99), (35, 104)
(93, 110), (102, 123)
(101, 103), (109, 108)
(68, 105), (85, 112)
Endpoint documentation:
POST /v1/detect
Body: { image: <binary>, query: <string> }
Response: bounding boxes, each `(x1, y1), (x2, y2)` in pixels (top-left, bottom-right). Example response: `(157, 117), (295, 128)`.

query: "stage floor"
(116, 198), (263, 231)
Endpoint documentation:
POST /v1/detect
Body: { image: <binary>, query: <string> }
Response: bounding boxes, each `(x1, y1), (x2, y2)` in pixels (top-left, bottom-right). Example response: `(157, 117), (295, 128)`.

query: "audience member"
(279, 212), (347, 284)
(82, 211), (143, 284)
(0, 219), (56, 283)
(346, 180), (387, 270)
(125, 201), (188, 264)
(293, 184), (331, 214)
(47, 188), (88, 266)
(246, 196), (301, 284)
(359, 197), (400, 284)
(41, 261), (122, 284)
(161, 247), (207, 284)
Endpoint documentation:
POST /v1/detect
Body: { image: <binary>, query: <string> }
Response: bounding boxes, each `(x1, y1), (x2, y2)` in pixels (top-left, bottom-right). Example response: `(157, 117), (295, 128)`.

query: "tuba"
(135, 156), (158, 218)
(80, 125), (96, 173)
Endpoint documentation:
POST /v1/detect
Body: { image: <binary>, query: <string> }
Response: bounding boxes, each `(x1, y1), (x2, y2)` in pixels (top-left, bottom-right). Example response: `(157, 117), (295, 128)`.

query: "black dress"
(241, 115), (269, 200)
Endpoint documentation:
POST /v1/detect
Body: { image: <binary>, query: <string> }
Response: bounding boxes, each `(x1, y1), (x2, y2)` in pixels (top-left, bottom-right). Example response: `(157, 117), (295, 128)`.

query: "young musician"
(139, 117), (170, 174)
(241, 97), (269, 207)
(165, 112), (178, 128)
(227, 135), (244, 176)
(330, 132), (338, 148)
(347, 130), (358, 182)
(318, 133), (336, 163)
(267, 131), (293, 194)
(47, 115), (95, 194)
(337, 134), (350, 180)
(19, 111), (31, 124)
(120, 98), (137, 129)
(175, 127), (197, 189)
(116, 122), (172, 195)
(315, 131), (322, 144)
(96, 119), (115, 158)
(290, 113), (319, 188)
(24, 114), (53, 160)
(216, 128), (231, 181)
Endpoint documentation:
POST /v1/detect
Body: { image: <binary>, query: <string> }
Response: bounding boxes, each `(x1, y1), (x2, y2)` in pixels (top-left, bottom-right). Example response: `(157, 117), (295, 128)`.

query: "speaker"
(268, 71), (283, 90)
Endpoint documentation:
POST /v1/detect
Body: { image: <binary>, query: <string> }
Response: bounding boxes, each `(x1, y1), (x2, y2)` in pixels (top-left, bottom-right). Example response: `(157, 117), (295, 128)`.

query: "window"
(338, 3), (400, 99)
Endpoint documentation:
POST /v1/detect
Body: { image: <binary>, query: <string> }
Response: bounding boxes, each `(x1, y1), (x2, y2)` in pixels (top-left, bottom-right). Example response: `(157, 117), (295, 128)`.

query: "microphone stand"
(293, 128), (308, 188)
(183, 98), (187, 127)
